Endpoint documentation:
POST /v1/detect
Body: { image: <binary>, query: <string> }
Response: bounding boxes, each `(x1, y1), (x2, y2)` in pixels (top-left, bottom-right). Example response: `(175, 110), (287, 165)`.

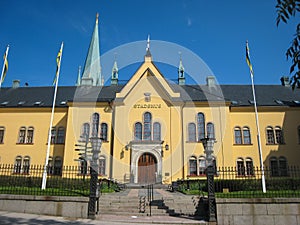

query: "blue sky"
(0, 0), (298, 87)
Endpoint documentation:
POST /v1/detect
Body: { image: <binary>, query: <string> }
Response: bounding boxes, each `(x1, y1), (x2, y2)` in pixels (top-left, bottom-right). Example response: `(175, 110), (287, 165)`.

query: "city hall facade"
(1, 15), (300, 184)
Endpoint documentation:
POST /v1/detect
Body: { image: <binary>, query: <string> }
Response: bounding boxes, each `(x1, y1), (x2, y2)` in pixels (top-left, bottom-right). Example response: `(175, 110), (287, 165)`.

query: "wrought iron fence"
(178, 166), (300, 198)
(0, 164), (90, 196)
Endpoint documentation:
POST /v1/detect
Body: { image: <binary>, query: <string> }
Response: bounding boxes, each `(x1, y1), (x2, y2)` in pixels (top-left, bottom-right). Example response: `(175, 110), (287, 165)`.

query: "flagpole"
(246, 41), (266, 193)
(41, 42), (64, 190)
(0, 45), (9, 89)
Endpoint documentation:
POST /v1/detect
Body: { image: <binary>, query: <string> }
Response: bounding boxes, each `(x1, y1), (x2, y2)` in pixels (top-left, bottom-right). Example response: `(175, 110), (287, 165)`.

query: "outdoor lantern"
(200, 137), (215, 166)
(90, 137), (102, 161)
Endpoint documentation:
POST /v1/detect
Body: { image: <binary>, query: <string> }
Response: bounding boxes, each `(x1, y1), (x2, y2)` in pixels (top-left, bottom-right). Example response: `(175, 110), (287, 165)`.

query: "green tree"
(276, 0), (300, 89)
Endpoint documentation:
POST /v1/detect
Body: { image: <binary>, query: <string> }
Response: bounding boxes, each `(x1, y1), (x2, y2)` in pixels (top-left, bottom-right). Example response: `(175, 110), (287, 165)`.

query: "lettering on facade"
(133, 104), (161, 109)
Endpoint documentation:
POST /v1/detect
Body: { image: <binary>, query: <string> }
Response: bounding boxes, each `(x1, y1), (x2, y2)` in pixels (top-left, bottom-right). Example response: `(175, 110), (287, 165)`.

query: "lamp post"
(88, 136), (102, 219)
(201, 137), (217, 222)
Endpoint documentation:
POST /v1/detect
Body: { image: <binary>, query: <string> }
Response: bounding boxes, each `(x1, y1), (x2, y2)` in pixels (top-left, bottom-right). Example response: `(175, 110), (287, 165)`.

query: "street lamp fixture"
(88, 136), (102, 219)
(200, 136), (217, 222)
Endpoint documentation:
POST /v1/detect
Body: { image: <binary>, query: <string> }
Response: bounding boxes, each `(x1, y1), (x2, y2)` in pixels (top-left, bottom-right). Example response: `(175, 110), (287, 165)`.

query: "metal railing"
(178, 166), (300, 198)
(0, 164), (119, 196)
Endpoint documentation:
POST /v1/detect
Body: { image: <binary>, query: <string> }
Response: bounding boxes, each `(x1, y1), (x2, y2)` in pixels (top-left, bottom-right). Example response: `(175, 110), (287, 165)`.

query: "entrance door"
(138, 153), (157, 184)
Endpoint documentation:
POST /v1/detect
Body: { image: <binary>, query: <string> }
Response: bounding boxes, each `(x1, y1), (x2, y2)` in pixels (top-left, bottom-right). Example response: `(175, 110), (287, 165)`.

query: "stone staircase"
(97, 189), (208, 219)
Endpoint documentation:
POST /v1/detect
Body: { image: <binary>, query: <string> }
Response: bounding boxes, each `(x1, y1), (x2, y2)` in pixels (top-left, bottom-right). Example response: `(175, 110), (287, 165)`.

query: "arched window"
(207, 122), (215, 139)
(237, 158), (245, 176)
(153, 122), (161, 141)
(0, 126), (5, 144)
(99, 156), (106, 175)
(47, 156), (53, 175)
(275, 126), (284, 144)
(56, 127), (65, 144)
(188, 123), (196, 142)
(245, 157), (254, 176)
(197, 113), (205, 141)
(278, 156), (288, 176)
(270, 157), (279, 176)
(243, 127), (251, 144)
(26, 127), (34, 144)
(91, 113), (100, 137)
(80, 159), (88, 175)
(53, 156), (62, 176)
(234, 127), (242, 144)
(18, 127), (26, 144)
(50, 127), (56, 144)
(134, 122), (142, 141)
(100, 123), (108, 141)
(14, 156), (22, 174)
(266, 126), (275, 144)
(143, 112), (152, 140)
(81, 123), (90, 139)
(189, 156), (197, 176)
(23, 156), (30, 174)
(199, 156), (206, 175)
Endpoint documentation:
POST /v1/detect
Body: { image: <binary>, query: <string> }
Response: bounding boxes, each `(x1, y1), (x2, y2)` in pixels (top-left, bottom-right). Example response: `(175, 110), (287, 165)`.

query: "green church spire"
(81, 13), (102, 86)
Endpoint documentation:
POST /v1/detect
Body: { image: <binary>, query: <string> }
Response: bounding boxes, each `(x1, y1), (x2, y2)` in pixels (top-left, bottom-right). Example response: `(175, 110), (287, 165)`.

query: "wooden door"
(138, 153), (157, 183)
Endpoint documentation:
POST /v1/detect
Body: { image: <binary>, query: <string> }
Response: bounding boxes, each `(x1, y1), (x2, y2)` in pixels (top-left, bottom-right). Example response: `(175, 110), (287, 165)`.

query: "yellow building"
(1, 16), (300, 184)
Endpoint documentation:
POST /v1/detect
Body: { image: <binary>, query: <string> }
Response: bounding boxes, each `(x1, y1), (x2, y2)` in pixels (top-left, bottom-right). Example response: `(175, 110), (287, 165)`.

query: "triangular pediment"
(115, 61), (181, 104)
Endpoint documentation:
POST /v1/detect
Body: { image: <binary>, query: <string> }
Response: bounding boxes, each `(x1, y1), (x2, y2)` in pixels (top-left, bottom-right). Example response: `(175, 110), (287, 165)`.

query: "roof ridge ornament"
(145, 34), (152, 61)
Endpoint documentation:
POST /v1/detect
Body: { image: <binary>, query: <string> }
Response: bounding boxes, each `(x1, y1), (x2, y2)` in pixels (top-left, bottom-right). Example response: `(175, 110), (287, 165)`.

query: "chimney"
(12, 80), (20, 88)
(206, 76), (216, 87)
(280, 76), (290, 87)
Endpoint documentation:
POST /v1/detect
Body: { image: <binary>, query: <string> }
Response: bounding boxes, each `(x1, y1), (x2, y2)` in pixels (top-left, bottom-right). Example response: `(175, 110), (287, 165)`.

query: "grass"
(180, 189), (300, 198)
(0, 185), (116, 196)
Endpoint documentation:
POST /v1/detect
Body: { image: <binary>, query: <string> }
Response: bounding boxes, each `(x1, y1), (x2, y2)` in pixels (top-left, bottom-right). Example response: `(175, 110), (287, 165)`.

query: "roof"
(0, 84), (299, 108)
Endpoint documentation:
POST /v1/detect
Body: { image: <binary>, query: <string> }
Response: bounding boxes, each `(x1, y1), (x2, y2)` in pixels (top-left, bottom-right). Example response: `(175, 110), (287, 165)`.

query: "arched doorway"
(138, 153), (157, 183)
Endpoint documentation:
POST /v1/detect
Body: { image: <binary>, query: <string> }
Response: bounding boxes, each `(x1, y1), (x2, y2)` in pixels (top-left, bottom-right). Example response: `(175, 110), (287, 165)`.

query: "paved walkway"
(0, 189), (209, 224)
(0, 210), (207, 224)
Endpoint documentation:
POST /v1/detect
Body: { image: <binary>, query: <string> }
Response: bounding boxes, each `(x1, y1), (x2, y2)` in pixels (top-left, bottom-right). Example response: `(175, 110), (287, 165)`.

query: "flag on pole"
(53, 46), (62, 85)
(1, 47), (9, 85)
(246, 41), (253, 76)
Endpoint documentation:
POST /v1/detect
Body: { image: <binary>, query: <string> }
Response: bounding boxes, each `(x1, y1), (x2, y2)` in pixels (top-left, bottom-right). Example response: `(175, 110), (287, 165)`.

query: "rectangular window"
(189, 158), (197, 176)
(275, 129), (284, 144)
(234, 129), (242, 144)
(56, 127), (65, 144)
(266, 129), (275, 144)
(237, 161), (245, 176)
(27, 128), (34, 144)
(18, 129), (26, 144)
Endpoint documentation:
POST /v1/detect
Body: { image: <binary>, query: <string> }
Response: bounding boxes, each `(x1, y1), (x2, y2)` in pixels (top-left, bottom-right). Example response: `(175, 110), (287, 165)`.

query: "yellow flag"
(1, 50), (8, 84)
(246, 41), (253, 76)
(53, 47), (62, 85)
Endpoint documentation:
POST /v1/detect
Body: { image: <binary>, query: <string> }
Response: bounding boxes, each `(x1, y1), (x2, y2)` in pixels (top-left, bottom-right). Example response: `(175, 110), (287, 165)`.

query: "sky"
(0, 0), (298, 87)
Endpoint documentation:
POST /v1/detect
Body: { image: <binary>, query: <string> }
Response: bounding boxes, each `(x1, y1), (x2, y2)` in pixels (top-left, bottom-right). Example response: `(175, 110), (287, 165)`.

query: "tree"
(276, 0), (300, 89)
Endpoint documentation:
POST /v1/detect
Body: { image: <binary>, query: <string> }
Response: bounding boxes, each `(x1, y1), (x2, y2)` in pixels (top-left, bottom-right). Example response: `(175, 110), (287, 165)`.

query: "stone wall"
(0, 194), (89, 218)
(216, 198), (300, 225)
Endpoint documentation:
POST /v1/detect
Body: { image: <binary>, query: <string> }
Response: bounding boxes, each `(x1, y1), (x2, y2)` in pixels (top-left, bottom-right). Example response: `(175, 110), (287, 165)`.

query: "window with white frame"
(236, 157), (254, 176)
(234, 126), (251, 144)
(266, 126), (284, 144)
(18, 127), (26, 144)
(18, 126), (34, 144)
(189, 156), (197, 176)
